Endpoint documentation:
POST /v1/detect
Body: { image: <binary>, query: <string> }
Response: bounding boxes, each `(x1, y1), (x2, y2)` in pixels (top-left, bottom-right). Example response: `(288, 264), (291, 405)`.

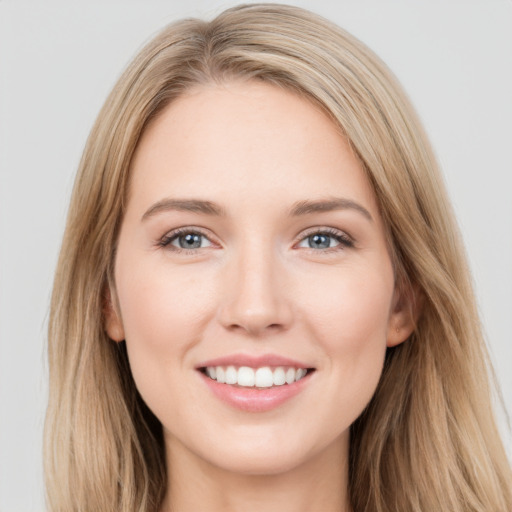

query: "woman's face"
(107, 81), (412, 475)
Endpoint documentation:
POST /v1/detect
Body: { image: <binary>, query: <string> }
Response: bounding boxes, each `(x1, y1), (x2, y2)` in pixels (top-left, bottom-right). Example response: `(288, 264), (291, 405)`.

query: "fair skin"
(106, 80), (415, 512)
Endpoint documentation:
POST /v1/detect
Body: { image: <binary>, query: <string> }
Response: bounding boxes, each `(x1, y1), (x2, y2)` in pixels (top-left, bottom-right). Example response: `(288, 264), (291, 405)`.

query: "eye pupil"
(309, 234), (330, 249)
(179, 233), (202, 249)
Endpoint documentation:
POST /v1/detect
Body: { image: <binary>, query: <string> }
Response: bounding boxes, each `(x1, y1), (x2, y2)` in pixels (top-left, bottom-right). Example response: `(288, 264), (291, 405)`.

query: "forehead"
(128, 80), (379, 220)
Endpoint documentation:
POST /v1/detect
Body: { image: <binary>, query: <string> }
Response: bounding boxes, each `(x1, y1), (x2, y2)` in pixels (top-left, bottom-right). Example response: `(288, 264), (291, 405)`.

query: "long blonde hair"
(44, 4), (512, 511)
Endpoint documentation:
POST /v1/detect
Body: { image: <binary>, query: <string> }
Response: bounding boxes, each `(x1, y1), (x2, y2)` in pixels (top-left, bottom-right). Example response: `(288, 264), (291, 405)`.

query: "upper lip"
(195, 353), (314, 369)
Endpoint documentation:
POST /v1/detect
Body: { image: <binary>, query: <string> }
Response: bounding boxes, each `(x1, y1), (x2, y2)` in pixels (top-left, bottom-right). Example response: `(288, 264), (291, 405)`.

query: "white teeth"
(255, 367), (274, 388)
(225, 365), (237, 385)
(237, 366), (255, 386)
(272, 367), (286, 386)
(285, 367), (296, 384)
(296, 368), (307, 381)
(204, 365), (310, 387)
(216, 367), (226, 384)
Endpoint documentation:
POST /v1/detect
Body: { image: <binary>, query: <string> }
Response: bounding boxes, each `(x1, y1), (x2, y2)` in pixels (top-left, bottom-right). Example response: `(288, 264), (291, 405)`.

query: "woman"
(44, 3), (512, 511)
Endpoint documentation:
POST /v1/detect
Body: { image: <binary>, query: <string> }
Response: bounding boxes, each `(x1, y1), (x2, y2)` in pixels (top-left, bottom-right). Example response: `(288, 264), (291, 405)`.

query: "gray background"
(1, 1), (511, 510)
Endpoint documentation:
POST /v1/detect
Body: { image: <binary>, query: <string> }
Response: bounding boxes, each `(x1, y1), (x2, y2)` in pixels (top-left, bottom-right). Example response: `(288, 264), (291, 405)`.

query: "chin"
(196, 431), (328, 477)
(209, 449), (308, 476)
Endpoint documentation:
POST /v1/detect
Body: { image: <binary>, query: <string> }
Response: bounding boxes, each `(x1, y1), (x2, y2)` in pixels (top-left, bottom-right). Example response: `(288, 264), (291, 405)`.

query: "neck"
(160, 433), (351, 512)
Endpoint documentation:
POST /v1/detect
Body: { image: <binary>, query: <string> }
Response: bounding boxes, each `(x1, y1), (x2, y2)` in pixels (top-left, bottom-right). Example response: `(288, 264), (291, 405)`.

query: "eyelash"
(297, 227), (354, 252)
(157, 227), (214, 255)
(156, 226), (354, 255)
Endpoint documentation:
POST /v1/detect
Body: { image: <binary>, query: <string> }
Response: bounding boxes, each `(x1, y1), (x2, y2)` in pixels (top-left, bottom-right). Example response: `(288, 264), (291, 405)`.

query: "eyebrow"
(289, 197), (373, 222)
(142, 198), (227, 220)
(141, 196), (373, 222)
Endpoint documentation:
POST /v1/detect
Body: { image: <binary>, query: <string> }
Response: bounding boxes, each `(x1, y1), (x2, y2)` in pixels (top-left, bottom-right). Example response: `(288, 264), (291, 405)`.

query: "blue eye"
(297, 229), (353, 251)
(158, 227), (353, 254)
(305, 233), (335, 249)
(172, 232), (208, 249)
(159, 229), (212, 252)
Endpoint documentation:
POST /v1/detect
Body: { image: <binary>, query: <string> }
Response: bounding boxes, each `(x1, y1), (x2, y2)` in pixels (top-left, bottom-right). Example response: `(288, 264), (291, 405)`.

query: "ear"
(103, 286), (125, 342)
(386, 282), (422, 347)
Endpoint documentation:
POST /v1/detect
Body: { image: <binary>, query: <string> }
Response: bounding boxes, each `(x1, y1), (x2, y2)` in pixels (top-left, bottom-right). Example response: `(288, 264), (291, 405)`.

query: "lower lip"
(198, 370), (314, 413)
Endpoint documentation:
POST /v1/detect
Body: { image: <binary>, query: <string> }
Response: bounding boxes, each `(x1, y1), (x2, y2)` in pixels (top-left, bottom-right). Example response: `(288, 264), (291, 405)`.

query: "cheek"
(301, 263), (393, 345)
(115, 258), (216, 388)
(298, 263), (393, 398)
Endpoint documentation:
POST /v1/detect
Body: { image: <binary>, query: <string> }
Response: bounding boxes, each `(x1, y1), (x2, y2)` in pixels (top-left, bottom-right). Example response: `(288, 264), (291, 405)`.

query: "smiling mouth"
(199, 365), (316, 389)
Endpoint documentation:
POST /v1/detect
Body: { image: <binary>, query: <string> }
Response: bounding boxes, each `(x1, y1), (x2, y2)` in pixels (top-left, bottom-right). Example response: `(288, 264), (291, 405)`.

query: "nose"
(217, 242), (293, 336)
